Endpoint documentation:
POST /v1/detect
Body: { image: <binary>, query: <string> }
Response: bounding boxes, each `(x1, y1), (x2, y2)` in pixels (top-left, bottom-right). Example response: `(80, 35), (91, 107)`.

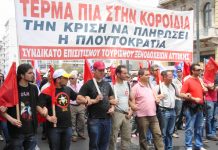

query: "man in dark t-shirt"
(77, 61), (115, 150)
(37, 69), (77, 150)
(1, 63), (39, 150)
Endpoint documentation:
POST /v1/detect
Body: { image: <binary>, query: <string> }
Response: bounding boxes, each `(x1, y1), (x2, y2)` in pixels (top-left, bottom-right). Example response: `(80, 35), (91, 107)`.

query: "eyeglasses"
(69, 78), (75, 80)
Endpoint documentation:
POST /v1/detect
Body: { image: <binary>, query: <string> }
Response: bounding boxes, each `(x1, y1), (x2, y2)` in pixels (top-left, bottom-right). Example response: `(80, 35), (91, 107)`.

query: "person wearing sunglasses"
(37, 69), (77, 150)
(180, 63), (208, 150)
(68, 70), (86, 142)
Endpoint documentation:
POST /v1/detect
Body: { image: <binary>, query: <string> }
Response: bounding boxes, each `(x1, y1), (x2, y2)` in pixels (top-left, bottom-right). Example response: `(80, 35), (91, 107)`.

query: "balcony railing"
(159, 0), (177, 5)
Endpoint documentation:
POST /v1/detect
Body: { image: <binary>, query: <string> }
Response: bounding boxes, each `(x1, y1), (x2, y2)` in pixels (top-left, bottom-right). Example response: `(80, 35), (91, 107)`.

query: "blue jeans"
(158, 108), (176, 150)
(174, 100), (183, 132)
(88, 118), (111, 150)
(47, 127), (72, 150)
(146, 128), (153, 142)
(0, 121), (10, 143)
(184, 107), (204, 149)
(205, 101), (217, 138)
(7, 134), (37, 150)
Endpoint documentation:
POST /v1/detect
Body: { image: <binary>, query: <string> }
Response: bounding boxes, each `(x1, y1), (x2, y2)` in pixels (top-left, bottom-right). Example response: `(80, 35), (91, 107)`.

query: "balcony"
(159, 0), (177, 5)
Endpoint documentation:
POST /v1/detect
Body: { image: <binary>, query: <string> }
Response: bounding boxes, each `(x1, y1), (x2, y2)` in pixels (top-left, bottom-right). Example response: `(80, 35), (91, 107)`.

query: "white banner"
(15, 0), (193, 61)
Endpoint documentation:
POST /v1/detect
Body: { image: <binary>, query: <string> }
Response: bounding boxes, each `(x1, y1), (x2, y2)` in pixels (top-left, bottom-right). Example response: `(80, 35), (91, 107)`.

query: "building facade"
(3, 18), (19, 74)
(159, 0), (218, 62)
(0, 40), (5, 73)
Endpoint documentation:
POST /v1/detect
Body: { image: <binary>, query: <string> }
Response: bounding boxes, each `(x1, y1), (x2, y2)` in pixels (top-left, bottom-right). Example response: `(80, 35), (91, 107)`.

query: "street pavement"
(1, 129), (218, 150)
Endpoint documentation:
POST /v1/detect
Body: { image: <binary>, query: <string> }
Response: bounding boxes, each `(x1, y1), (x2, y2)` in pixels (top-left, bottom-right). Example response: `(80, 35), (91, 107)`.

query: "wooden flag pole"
(52, 104), (57, 127)
(93, 78), (102, 95)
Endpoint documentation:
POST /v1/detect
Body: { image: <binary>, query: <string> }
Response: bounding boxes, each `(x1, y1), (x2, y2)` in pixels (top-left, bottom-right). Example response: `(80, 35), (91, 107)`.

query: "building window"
(204, 2), (212, 28)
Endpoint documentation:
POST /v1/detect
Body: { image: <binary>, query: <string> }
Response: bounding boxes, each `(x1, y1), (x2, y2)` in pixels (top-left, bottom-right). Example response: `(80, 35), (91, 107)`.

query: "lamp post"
(195, 0), (200, 63)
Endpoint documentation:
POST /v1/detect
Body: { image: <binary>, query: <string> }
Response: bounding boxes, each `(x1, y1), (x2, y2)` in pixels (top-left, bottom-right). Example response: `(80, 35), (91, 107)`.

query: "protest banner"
(15, 0), (193, 61)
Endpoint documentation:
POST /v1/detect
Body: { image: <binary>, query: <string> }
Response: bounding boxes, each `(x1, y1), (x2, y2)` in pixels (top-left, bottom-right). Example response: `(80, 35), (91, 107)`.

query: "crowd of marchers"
(0, 61), (218, 150)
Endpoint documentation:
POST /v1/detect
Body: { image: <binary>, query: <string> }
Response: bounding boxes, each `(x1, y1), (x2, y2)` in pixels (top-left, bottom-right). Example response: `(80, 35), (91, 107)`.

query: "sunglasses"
(194, 69), (201, 71)
(153, 69), (159, 71)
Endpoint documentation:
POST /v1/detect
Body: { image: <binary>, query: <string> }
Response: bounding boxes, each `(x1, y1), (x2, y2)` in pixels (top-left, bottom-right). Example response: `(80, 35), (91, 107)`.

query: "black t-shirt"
(19, 85), (34, 134)
(79, 79), (114, 119)
(38, 86), (77, 128)
(7, 83), (38, 137)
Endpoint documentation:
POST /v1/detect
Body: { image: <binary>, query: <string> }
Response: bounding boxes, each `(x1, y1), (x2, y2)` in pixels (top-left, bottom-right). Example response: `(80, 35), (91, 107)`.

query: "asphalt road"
(1, 128), (218, 150)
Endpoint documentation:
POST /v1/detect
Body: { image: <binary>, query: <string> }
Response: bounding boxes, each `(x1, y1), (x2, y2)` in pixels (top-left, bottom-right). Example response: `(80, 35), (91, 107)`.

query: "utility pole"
(195, 0), (200, 63)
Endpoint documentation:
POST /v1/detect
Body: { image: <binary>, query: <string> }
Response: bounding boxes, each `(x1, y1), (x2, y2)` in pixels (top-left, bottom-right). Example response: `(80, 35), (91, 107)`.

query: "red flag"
(156, 69), (162, 84)
(203, 57), (218, 82)
(41, 65), (56, 105)
(0, 62), (18, 107)
(83, 59), (93, 83)
(38, 65), (55, 123)
(147, 61), (151, 72)
(139, 62), (143, 69)
(183, 61), (190, 78)
(110, 66), (116, 85)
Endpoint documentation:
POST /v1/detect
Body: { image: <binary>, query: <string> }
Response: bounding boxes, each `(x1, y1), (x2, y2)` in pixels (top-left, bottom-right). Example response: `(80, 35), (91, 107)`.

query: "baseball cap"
(53, 69), (70, 79)
(93, 61), (105, 70)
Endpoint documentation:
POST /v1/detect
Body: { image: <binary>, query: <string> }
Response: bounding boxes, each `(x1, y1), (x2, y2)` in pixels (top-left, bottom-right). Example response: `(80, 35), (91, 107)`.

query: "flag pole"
(93, 78), (102, 95)
(52, 104), (57, 127)
(49, 65), (57, 127)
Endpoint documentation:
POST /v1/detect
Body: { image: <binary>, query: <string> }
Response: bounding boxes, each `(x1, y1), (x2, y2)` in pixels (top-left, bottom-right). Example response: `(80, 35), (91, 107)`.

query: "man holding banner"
(77, 61), (115, 150)
(1, 63), (39, 150)
(37, 69), (77, 150)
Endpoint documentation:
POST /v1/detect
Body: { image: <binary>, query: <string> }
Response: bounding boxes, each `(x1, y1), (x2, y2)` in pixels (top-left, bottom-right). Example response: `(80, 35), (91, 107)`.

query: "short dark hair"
(190, 63), (200, 75)
(161, 70), (172, 78)
(17, 63), (33, 82)
(151, 64), (159, 71)
(115, 65), (126, 75)
(138, 68), (149, 76)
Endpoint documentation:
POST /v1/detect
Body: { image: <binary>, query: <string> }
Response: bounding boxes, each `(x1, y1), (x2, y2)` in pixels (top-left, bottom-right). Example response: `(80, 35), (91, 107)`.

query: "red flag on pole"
(183, 62), (190, 78)
(110, 66), (116, 85)
(0, 62), (18, 107)
(38, 65), (55, 123)
(40, 65), (56, 125)
(41, 65), (56, 105)
(83, 59), (93, 83)
(203, 57), (218, 82)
